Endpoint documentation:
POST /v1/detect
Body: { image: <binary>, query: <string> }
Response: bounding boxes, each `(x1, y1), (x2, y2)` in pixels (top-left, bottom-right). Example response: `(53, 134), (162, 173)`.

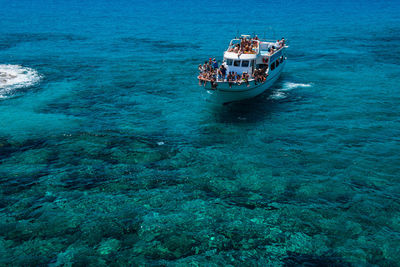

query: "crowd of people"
(227, 35), (259, 55)
(227, 72), (250, 88)
(198, 59), (269, 88)
(198, 58), (226, 87)
(253, 67), (269, 84)
(269, 38), (286, 54)
(226, 35), (286, 56)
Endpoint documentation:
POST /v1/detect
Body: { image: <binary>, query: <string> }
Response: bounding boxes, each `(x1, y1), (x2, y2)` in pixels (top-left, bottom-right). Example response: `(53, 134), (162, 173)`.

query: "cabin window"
(241, 60), (249, 67)
(276, 60), (280, 67)
(270, 62), (276, 71)
(226, 59), (233, 66)
(234, 60), (241, 67)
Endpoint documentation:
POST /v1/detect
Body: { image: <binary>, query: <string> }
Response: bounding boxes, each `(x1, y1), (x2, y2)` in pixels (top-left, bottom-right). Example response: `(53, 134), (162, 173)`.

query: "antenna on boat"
(267, 26), (273, 40)
(271, 27), (277, 40)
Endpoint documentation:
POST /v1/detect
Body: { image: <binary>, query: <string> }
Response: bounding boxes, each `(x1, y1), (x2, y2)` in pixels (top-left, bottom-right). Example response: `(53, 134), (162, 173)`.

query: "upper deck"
(224, 35), (286, 60)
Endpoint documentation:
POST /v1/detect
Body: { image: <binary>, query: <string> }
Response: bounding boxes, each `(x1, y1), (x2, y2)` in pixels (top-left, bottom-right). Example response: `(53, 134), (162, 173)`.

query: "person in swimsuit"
(227, 72), (233, 88)
(242, 72), (249, 87)
(220, 65), (226, 81)
(235, 72), (241, 85)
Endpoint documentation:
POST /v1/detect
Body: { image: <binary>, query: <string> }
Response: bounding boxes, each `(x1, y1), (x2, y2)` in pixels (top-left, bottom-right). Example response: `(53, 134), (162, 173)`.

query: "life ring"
(262, 57), (269, 64)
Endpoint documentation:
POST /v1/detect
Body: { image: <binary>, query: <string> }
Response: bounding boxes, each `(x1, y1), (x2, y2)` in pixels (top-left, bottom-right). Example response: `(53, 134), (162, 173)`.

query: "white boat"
(198, 35), (287, 105)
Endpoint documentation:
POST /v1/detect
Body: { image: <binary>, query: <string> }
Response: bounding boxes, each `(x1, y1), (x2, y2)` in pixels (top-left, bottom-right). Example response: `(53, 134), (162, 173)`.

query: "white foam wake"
(268, 82), (312, 100)
(0, 64), (41, 98)
(282, 82), (312, 91)
(269, 91), (286, 100)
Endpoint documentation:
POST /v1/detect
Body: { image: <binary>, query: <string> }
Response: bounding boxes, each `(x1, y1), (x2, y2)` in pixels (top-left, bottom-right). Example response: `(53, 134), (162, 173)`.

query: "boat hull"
(202, 61), (285, 105)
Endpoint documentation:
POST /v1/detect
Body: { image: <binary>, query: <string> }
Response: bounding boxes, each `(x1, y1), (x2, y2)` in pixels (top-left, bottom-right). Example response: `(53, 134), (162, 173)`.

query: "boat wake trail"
(269, 81), (312, 100)
(0, 64), (41, 99)
(282, 82), (312, 91)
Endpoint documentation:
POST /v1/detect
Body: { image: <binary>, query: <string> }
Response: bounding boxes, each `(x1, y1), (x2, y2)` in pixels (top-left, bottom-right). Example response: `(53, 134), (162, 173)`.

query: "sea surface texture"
(1, 0), (400, 265)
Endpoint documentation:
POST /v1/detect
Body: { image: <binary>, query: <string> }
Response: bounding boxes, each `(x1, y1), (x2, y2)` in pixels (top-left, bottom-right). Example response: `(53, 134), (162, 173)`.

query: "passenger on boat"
(218, 65), (226, 81)
(227, 72), (233, 88)
(253, 68), (268, 84)
(253, 69), (260, 85)
(198, 64), (204, 85)
(234, 72), (240, 83)
(207, 62), (212, 72)
(269, 46), (276, 55)
(263, 66), (269, 81)
(242, 72), (250, 87)
(248, 44), (252, 53)
(236, 44), (240, 53)
(217, 68), (222, 81)
(237, 73), (242, 85)
(199, 72), (206, 86)
(253, 40), (258, 51)
(238, 45), (244, 56)
(206, 59), (213, 71)
(212, 58), (218, 69)
(210, 77), (218, 89)
(202, 61), (208, 72)
(199, 63), (207, 84)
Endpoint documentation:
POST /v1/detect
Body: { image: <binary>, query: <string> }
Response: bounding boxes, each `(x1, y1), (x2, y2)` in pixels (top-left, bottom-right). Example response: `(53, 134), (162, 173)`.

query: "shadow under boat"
(205, 78), (290, 124)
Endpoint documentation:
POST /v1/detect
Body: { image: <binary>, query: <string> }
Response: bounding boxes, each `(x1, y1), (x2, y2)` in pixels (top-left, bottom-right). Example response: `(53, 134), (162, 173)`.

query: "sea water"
(1, 0), (400, 265)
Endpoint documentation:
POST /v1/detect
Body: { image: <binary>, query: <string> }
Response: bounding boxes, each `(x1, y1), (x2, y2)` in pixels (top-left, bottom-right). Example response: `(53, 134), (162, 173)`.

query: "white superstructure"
(198, 35), (287, 105)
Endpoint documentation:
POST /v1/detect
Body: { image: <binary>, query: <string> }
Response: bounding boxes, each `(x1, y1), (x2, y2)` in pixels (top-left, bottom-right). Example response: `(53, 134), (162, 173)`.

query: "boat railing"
(260, 39), (278, 42)
(259, 43), (286, 58)
(198, 74), (257, 84)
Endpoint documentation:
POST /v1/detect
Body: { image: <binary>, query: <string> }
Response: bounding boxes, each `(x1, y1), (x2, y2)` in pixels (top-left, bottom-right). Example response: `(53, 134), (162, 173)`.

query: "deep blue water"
(1, 0), (400, 265)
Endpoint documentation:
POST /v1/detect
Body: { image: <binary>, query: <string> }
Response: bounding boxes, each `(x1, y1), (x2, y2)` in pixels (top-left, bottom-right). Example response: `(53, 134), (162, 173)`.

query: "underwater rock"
(52, 243), (107, 267)
(110, 146), (163, 164)
(0, 238), (13, 265)
(9, 148), (50, 165)
(286, 232), (314, 255)
(97, 238), (121, 255)
(163, 234), (197, 259)
(283, 251), (352, 266)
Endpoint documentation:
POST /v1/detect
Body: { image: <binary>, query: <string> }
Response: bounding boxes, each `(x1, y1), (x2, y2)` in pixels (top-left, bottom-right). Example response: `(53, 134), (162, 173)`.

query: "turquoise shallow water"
(1, 0), (400, 265)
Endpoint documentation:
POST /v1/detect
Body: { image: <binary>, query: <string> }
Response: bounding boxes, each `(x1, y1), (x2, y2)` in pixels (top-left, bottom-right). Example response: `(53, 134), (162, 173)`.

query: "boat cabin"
(222, 35), (286, 77)
(223, 56), (256, 76)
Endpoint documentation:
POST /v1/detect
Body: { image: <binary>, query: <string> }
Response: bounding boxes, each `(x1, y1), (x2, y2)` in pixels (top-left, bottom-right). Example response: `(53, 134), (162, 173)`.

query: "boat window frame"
(226, 59), (233, 66)
(241, 60), (249, 67)
(276, 60), (280, 68)
(233, 60), (241, 67)
(270, 61), (276, 71)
